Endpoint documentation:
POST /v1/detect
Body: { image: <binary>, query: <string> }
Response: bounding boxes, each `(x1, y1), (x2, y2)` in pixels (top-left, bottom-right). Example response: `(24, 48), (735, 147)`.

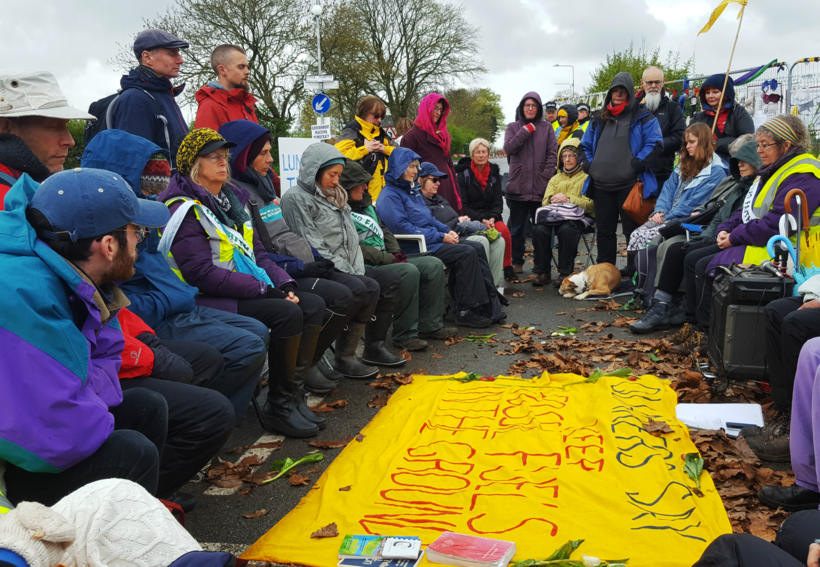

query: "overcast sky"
(2, 0), (818, 126)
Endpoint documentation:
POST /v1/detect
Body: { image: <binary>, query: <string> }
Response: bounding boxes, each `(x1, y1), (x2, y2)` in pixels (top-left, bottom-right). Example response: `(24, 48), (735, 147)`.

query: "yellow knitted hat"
(176, 128), (230, 177)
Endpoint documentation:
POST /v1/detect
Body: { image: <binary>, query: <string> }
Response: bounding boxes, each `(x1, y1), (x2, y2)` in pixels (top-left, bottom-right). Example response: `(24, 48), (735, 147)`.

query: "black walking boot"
(629, 301), (670, 333)
(333, 322), (379, 379)
(314, 312), (346, 383)
(362, 311), (407, 367)
(260, 334), (319, 438)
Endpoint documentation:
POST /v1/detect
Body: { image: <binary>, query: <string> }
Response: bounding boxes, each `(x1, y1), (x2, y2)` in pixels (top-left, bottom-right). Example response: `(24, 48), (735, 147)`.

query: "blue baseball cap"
(31, 168), (170, 242)
(418, 162), (448, 179)
(133, 29), (190, 60)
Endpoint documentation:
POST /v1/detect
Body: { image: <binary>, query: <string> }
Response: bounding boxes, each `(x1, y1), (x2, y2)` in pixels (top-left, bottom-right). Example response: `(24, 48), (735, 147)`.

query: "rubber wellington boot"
(294, 383), (326, 430)
(317, 352), (344, 382)
(293, 325), (332, 430)
(333, 322), (379, 379)
(362, 311), (406, 367)
(260, 334), (319, 438)
(314, 312), (346, 383)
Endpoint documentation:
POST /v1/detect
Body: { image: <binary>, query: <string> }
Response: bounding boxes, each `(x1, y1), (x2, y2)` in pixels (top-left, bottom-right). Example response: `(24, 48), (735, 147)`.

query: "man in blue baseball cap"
(0, 168), (234, 509)
(109, 29), (191, 165)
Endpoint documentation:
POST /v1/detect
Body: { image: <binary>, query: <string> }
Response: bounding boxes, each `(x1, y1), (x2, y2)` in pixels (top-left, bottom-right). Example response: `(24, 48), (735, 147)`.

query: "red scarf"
(608, 101), (628, 117)
(706, 108), (730, 138)
(471, 161), (490, 190)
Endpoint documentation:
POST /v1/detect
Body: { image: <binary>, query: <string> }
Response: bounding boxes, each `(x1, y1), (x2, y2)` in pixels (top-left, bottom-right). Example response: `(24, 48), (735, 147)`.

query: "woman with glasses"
(335, 96), (397, 202)
(691, 74), (755, 163)
(689, 116), (820, 331)
(158, 128), (327, 439)
(400, 93), (461, 211)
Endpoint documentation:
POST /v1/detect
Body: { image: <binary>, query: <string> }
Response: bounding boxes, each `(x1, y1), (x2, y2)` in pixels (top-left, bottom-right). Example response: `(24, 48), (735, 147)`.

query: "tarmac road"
(184, 231), (668, 558)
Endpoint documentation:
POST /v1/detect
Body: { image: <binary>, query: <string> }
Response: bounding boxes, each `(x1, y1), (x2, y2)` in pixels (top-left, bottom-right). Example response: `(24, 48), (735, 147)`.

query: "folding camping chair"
(549, 223), (596, 273)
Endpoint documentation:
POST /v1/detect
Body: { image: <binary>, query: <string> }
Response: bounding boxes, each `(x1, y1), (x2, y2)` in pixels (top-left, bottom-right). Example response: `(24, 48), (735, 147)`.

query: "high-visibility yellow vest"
(579, 121), (590, 132)
(741, 154), (820, 264)
(159, 197), (262, 284)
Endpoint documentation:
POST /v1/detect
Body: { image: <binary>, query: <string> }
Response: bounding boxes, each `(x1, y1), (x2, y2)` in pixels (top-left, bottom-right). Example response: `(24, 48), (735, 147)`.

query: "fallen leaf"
(238, 485), (255, 496)
(368, 394), (390, 408)
(555, 312), (567, 316)
(444, 336), (464, 346)
(393, 374), (413, 385)
(355, 434), (365, 442)
(238, 454), (262, 467)
(399, 349), (412, 361)
(208, 478), (244, 489)
(226, 446), (244, 455)
(289, 473), (311, 486)
(243, 509), (268, 519)
(305, 466), (320, 474)
(310, 403), (335, 413)
(643, 418), (674, 437)
(432, 353), (443, 359)
(328, 400), (347, 408)
(512, 292), (525, 298)
(339, 486), (352, 491)
(309, 436), (352, 449)
(311, 523), (339, 538)
(251, 441), (283, 450)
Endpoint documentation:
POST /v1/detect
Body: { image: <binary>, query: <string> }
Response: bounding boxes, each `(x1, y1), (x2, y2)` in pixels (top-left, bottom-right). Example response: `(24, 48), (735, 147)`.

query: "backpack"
(84, 87), (171, 157)
(632, 244), (660, 309)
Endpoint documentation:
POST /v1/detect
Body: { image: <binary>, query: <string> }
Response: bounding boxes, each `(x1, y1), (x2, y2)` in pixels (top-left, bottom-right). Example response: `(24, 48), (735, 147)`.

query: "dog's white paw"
(575, 292), (589, 300)
(562, 293), (575, 299)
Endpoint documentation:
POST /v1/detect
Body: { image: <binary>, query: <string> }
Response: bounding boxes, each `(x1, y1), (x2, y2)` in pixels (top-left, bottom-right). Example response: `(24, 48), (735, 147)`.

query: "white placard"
(675, 403), (764, 438)
(311, 124), (332, 140)
(278, 137), (319, 194)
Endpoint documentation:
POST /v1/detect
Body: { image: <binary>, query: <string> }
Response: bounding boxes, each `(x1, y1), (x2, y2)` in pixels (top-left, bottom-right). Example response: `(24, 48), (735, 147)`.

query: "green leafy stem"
(513, 539), (628, 567)
(261, 453), (324, 484)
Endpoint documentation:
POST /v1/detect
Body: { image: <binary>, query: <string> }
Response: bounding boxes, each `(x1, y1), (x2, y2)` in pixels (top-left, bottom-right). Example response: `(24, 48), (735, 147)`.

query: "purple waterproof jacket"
(159, 173), (295, 312)
(503, 92), (559, 203)
(706, 151), (820, 272)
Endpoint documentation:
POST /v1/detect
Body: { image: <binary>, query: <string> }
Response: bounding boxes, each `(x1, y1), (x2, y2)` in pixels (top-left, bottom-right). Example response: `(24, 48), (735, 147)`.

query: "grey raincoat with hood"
(503, 92), (559, 203)
(281, 144), (366, 275)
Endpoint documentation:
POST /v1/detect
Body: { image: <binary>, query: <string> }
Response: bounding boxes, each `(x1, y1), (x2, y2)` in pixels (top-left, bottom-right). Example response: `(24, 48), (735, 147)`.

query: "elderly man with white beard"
(637, 66), (686, 190)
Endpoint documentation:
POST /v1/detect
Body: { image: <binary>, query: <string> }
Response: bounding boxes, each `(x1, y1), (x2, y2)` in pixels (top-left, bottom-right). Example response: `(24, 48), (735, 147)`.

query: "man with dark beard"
(195, 44), (260, 131)
(637, 66), (686, 190)
(0, 168), (234, 508)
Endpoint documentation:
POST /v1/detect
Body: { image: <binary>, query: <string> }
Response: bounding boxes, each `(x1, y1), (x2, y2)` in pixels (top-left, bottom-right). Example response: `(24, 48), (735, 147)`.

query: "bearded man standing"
(637, 66), (686, 190)
(195, 44), (258, 131)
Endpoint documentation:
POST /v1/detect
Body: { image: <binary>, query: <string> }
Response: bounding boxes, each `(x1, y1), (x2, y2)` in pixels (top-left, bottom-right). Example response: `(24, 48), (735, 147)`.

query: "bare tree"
(114, 0), (314, 139)
(320, 0), (486, 121)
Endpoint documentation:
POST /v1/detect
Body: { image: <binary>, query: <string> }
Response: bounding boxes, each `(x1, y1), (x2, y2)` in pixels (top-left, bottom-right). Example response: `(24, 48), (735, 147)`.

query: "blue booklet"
(337, 551), (424, 567)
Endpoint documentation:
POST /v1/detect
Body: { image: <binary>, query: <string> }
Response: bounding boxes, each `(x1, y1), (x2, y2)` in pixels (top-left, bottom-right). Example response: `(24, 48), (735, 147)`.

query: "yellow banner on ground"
(240, 373), (731, 567)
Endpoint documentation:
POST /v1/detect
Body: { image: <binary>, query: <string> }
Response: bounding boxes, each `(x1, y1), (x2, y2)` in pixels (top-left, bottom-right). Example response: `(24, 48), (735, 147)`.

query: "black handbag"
(657, 205), (721, 238)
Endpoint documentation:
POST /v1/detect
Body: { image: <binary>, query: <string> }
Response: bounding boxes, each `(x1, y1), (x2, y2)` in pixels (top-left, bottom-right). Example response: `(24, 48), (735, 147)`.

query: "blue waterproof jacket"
(110, 69), (190, 163)
(375, 148), (451, 254)
(654, 155), (729, 220)
(82, 130), (198, 329)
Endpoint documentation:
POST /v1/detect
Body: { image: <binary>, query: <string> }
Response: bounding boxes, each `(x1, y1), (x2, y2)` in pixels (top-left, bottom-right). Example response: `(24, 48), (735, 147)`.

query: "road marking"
(204, 434), (284, 496)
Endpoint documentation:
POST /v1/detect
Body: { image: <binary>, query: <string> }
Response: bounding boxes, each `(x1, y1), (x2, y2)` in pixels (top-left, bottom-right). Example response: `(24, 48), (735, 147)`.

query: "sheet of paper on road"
(241, 373), (732, 567)
(676, 403), (764, 438)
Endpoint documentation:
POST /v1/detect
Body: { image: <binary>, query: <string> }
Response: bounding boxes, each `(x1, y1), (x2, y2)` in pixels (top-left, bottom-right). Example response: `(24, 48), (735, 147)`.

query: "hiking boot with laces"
(531, 273), (550, 287)
(669, 323), (695, 345)
(741, 412), (791, 462)
(672, 330), (707, 356)
(629, 302), (670, 334)
(668, 299), (688, 326)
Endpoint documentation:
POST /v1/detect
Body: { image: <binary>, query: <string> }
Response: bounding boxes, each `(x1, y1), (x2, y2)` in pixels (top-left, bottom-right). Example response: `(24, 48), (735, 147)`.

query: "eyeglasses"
(430, 179), (441, 184)
(644, 80), (663, 86)
(115, 226), (150, 243)
(201, 152), (230, 163)
(433, 106), (444, 113)
(523, 104), (539, 109)
(756, 141), (778, 151)
(370, 113), (383, 119)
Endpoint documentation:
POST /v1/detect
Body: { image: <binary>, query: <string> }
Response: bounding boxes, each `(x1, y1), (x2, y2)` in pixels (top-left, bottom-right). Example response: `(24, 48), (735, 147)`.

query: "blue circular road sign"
(312, 93), (331, 114)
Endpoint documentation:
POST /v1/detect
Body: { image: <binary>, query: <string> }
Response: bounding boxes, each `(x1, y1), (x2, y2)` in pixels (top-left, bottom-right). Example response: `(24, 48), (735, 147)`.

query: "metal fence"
(566, 57), (820, 141)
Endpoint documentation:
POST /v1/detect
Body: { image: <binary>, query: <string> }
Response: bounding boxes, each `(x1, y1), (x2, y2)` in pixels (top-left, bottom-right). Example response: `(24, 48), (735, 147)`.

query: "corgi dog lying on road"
(559, 263), (622, 300)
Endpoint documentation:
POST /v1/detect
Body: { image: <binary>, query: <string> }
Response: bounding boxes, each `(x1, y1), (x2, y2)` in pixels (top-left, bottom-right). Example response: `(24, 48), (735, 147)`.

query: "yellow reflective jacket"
(335, 115), (397, 202)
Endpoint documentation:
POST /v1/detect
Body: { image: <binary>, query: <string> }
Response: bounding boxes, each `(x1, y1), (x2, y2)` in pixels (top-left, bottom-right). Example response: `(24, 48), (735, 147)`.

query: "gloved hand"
(523, 123), (536, 134)
(392, 252), (408, 264)
(279, 282), (298, 295)
(135, 332), (193, 384)
(0, 501), (76, 567)
(302, 261), (330, 279)
(631, 157), (647, 173)
(681, 235), (716, 255)
(266, 286), (287, 299)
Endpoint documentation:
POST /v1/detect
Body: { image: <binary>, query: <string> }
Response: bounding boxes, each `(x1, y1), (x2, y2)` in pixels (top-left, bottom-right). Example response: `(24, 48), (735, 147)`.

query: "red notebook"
(426, 532), (516, 567)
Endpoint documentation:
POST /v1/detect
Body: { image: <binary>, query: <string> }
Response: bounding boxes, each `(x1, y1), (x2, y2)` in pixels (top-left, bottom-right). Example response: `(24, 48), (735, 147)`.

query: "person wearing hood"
(691, 74), (755, 163)
(419, 161), (506, 292)
(82, 129), (271, 431)
(555, 104), (583, 145)
(376, 147), (504, 328)
(341, 160), (452, 352)
(503, 92), (559, 275)
(194, 44), (259, 131)
(626, 122), (728, 255)
(109, 29), (190, 165)
(532, 138), (594, 287)
(281, 143), (408, 371)
(400, 93), (461, 210)
(637, 66), (687, 191)
(335, 96), (397, 202)
(579, 72), (664, 276)
(220, 120), (364, 392)
(454, 138), (514, 283)
(158, 128), (328, 439)
(630, 137), (758, 334)
(544, 100), (560, 132)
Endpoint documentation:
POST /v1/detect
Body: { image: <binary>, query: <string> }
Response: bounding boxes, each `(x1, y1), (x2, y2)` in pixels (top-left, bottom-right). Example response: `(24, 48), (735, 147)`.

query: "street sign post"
(312, 93), (331, 114)
(304, 80), (340, 92)
(306, 74), (334, 83)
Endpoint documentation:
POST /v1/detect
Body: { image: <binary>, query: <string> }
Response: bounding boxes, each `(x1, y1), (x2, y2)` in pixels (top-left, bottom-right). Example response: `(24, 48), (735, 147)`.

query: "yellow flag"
(698, 0), (748, 35)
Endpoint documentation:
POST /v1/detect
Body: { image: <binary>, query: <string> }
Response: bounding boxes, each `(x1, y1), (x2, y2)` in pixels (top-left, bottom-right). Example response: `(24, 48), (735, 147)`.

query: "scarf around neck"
(209, 184), (250, 229)
(316, 182), (348, 210)
(608, 101), (628, 117)
(471, 161), (490, 190)
(246, 168), (277, 203)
